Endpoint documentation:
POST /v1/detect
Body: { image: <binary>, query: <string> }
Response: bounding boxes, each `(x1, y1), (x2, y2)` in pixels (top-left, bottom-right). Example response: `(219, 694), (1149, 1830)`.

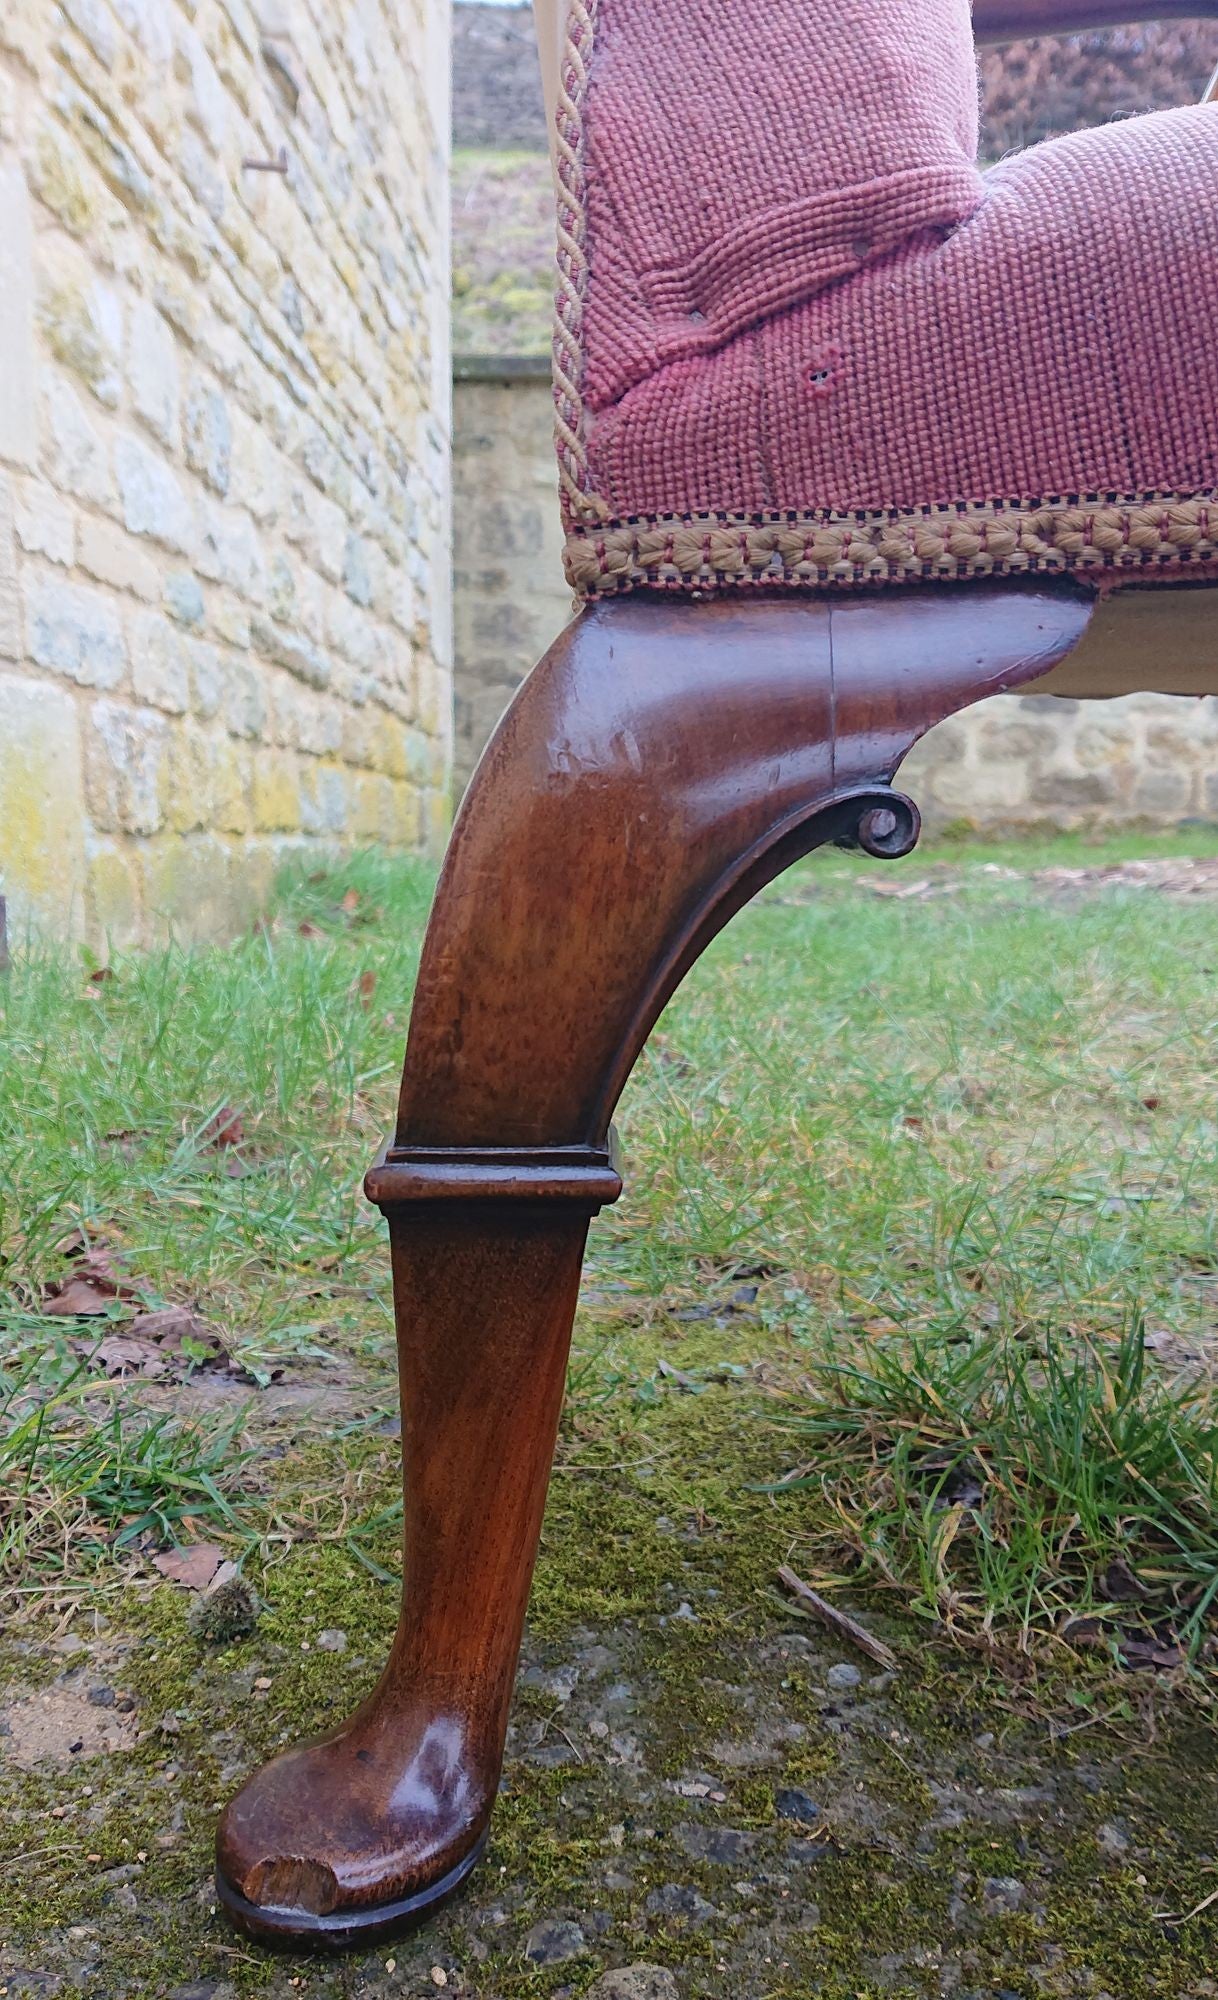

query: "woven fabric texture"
(582, 0), (983, 411)
(560, 0), (1218, 596)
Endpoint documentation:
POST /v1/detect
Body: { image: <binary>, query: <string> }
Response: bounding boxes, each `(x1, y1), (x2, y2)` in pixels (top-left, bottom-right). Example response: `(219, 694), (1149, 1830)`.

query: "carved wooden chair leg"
(214, 582), (1091, 1951)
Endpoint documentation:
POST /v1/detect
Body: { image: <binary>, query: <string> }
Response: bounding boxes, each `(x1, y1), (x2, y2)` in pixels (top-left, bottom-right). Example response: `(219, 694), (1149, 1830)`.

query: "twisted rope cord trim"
(552, 0), (610, 524)
(562, 495), (1218, 594)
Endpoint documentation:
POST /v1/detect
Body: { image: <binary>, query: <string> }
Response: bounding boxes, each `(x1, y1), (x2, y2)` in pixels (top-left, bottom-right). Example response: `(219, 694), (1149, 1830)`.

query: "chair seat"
(563, 107), (1218, 598)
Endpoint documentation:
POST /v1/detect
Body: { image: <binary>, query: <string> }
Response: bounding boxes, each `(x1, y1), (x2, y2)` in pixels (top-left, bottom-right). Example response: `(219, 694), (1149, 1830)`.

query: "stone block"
(1130, 765), (1195, 816)
(41, 370), (115, 509)
(38, 270), (123, 409)
(222, 654), (265, 739)
(272, 678), (326, 755)
(69, 89), (156, 218)
(1144, 716), (1202, 763)
(327, 591), (379, 672)
(299, 760), (349, 835)
(15, 481), (74, 566)
(131, 608), (190, 712)
(211, 599), (250, 648)
(0, 163), (37, 469)
(109, 0), (174, 66)
(84, 699), (170, 835)
(196, 498), (266, 602)
(342, 530), (374, 606)
(77, 515), (160, 599)
(252, 750), (302, 831)
(1029, 763), (1119, 810)
(62, 0), (119, 68)
(268, 549), (295, 621)
(175, 23), (229, 150)
(0, 674), (87, 934)
(0, 475), (19, 659)
(977, 716), (1060, 761)
(166, 721), (211, 832)
(129, 297), (180, 448)
(0, 0), (44, 74)
(229, 407), (286, 522)
(211, 735), (252, 834)
(350, 769), (393, 839)
(115, 432), (195, 554)
(85, 836), (142, 942)
(184, 376), (232, 495)
(386, 776), (421, 847)
(27, 120), (108, 238)
(25, 572), (126, 687)
(140, 833), (259, 942)
(424, 784), (451, 858)
(249, 611), (330, 688)
(1071, 704), (1140, 768)
(163, 571), (206, 627)
(188, 637), (223, 718)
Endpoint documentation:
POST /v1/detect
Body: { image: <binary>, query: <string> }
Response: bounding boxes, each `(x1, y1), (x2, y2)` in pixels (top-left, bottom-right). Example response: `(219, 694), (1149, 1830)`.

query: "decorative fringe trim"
(552, 0), (609, 525)
(563, 495), (1218, 594)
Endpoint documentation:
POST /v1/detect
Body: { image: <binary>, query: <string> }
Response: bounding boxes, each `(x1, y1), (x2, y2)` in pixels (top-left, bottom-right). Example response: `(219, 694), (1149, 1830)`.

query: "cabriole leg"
(215, 584), (1091, 1949)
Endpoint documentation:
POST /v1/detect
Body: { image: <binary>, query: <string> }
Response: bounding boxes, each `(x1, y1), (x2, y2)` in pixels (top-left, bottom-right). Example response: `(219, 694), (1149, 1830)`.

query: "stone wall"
(452, 359), (569, 788)
(0, 0), (451, 943)
(453, 367), (1218, 824)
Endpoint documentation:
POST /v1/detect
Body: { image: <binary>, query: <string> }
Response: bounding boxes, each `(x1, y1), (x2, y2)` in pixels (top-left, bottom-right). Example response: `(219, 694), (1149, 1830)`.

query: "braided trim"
(552, 0), (609, 525)
(562, 495), (1218, 594)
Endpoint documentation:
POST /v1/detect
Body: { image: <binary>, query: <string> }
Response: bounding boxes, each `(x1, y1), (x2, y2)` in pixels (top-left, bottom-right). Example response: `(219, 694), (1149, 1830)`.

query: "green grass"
(772, 1314), (1218, 1664)
(3, 826), (1218, 1683)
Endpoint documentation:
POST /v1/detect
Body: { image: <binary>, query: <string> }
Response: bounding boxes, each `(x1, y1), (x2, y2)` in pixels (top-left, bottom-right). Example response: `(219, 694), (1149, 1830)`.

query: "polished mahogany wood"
(973, 0), (1217, 36)
(215, 582), (1093, 1950)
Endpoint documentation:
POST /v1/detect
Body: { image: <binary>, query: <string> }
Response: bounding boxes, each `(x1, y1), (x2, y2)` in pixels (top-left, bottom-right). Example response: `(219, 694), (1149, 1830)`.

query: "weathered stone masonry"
(0, 0), (451, 941)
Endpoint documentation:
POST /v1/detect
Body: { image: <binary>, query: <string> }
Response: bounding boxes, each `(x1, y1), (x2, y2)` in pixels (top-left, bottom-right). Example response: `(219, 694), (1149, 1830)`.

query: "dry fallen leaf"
(74, 1306), (255, 1384)
(43, 1277), (121, 1318)
(200, 1104), (244, 1150)
(93, 1334), (170, 1376)
(43, 1246), (143, 1317)
(358, 969), (377, 1006)
(341, 888), (361, 913)
(152, 1543), (226, 1591)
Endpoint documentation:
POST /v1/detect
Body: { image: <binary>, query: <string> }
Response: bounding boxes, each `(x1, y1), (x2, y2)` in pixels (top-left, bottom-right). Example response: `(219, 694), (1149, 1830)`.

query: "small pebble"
(774, 1786), (820, 1824)
(983, 1874), (1027, 1913)
(826, 1662), (862, 1693)
(642, 1883), (716, 1925)
(584, 1970), (680, 2000)
(317, 1628), (348, 1652)
(525, 1918), (586, 1965)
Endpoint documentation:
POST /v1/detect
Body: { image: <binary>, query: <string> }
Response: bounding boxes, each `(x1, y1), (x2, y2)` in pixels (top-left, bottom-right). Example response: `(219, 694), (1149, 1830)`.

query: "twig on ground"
(1154, 1882), (1218, 1925)
(776, 1564), (899, 1671)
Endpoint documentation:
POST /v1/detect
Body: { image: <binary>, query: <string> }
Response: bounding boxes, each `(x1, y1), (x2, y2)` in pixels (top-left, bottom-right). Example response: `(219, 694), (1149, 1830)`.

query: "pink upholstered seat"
(551, 0), (1218, 597)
